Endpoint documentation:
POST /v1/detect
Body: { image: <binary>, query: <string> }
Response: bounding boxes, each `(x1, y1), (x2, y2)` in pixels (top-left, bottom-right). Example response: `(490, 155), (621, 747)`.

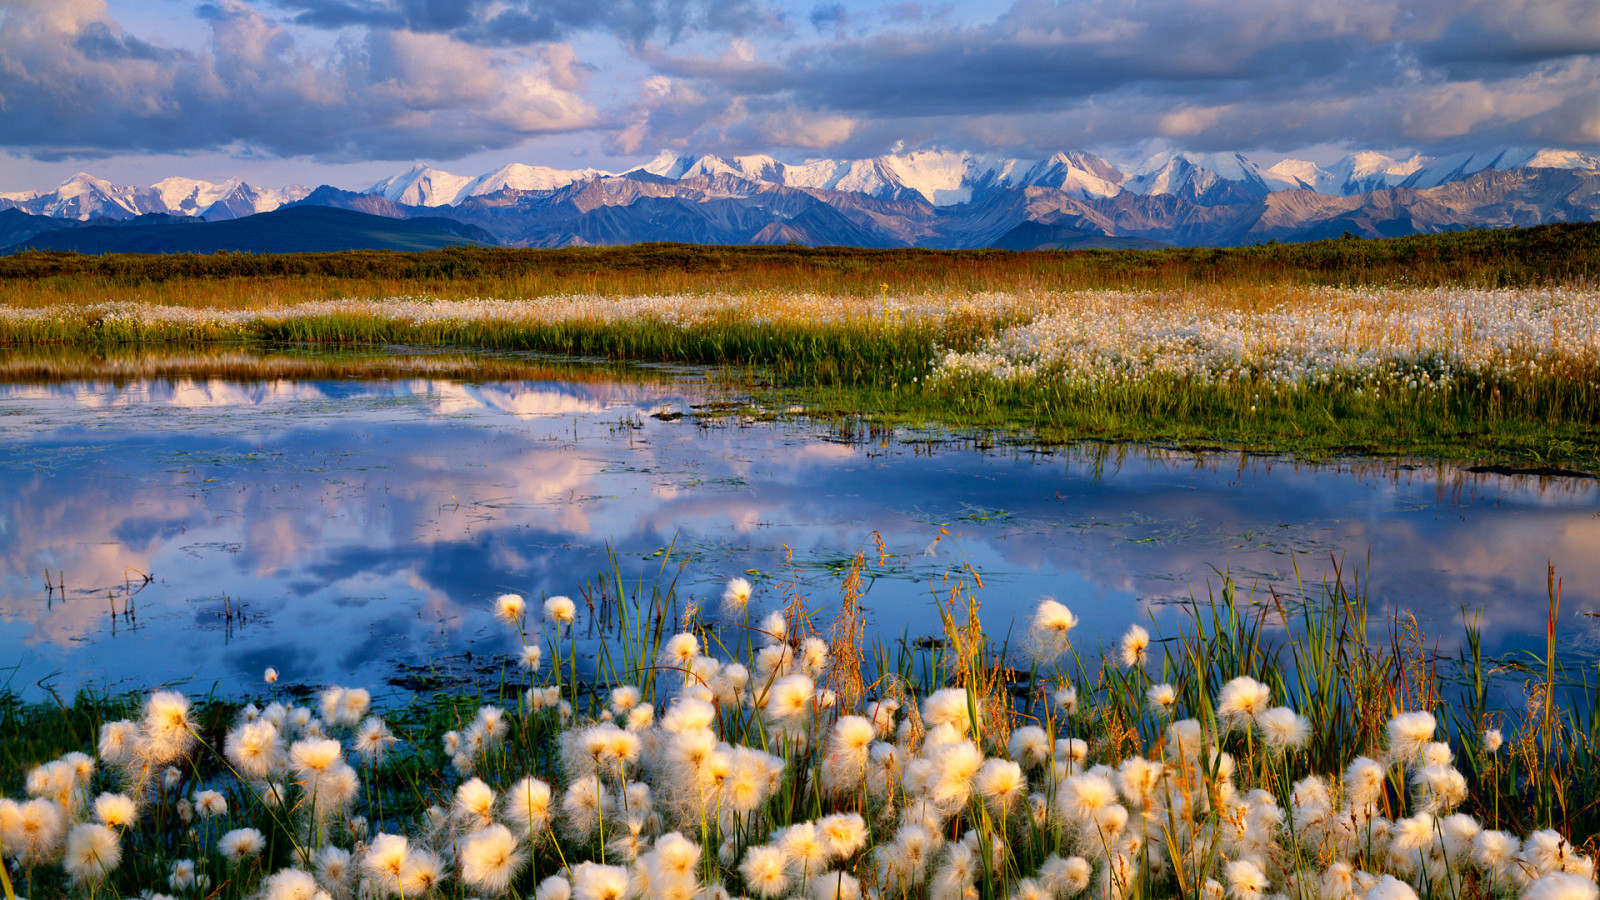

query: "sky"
(1, 0), (1598, 192)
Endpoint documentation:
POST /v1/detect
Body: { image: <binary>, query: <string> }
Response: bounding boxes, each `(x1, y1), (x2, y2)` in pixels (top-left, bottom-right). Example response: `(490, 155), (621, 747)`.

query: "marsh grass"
(2, 555), (1597, 900)
(2, 224), (1597, 304)
(2, 230), (1599, 471)
(0, 345), (710, 387)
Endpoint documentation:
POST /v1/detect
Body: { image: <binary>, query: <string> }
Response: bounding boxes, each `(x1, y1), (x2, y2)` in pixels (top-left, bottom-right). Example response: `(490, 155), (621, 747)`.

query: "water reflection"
(1, 367), (1596, 700)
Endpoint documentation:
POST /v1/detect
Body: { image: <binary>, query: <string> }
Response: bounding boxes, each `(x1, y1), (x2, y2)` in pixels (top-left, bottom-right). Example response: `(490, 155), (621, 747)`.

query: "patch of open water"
(1, 351), (1596, 702)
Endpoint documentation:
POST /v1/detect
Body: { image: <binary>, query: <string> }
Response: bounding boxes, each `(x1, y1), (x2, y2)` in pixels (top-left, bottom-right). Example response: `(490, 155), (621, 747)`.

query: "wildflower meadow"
(3, 559), (1597, 900)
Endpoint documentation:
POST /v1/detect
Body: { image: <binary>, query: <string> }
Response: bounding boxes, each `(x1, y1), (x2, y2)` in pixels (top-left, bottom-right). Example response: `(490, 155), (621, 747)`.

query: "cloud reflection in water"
(0, 375), (1595, 700)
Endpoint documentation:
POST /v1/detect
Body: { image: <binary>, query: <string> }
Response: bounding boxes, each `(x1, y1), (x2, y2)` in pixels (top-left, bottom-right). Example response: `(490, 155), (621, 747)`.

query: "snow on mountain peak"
(1263, 159), (1329, 191)
(881, 150), (978, 205)
(6, 144), (1596, 227)
(369, 164), (473, 207)
(463, 163), (604, 198)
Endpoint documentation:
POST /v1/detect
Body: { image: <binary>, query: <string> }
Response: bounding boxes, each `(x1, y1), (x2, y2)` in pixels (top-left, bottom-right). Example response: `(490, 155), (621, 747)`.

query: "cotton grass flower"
(169, 858), (198, 891)
(545, 595), (577, 625)
(1523, 872), (1600, 900)
(1472, 829), (1519, 872)
(92, 792), (137, 829)
(265, 667), (278, 684)
(1146, 683), (1177, 713)
(779, 821), (830, 879)
(571, 862), (631, 900)
(495, 592), (527, 625)
(1039, 855), (1093, 897)
(1054, 684), (1079, 714)
(1008, 726), (1051, 770)
(316, 846), (353, 893)
(1216, 676), (1271, 731)
(353, 716), (397, 765)
(767, 673), (816, 724)
(819, 812), (869, 860)
(740, 844), (789, 898)
(976, 758), (1026, 814)
(519, 643), (544, 672)
(661, 632), (700, 669)
(1057, 771), (1117, 824)
(1224, 859), (1267, 900)
(63, 822), (121, 882)
(1365, 875), (1419, 900)
(290, 737), (343, 777)
(1027, 598), (1079, 661)
(143, 690), (197, 763)
(455, 777), (497, 828)
(188, 789), (225, 819)
(922, 688), (978, 734)
(609, 685), (641, 716)
(97, 720), (139, 764)
(722, 576), (753, 615)
(263, 867), (320, 900)
(1483, 728), (1504, 754)
(1256, 706), (1311, 751)
(1385, 711), (1436, 765)
(505, 775), (554, 836)
(363, 833), (411, 891)
(460, 823), (527, 894)
(537, 875), (574, 900)
(1119, 624), (1151, 668)
(218, 827), (265, 862)
(226, 719), (285, 780)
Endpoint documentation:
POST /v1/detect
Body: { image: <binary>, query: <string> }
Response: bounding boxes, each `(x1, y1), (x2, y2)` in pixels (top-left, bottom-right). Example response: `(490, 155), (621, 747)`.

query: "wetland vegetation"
(3, 562), (1598, 900)
(3, 226), (1598, 472)
(2, 225), (1598, 899)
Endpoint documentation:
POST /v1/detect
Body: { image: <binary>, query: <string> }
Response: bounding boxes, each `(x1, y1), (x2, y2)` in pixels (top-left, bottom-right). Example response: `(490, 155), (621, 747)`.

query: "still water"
(1, 351), (1597, 700)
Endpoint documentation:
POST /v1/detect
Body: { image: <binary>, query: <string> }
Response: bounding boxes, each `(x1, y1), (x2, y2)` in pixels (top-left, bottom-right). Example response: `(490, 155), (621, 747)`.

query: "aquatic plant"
(2, 556), (1597, 900)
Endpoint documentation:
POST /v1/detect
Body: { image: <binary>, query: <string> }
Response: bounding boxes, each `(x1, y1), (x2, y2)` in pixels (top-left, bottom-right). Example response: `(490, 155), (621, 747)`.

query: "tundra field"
(1, 225), (1598, 900)
(1, 226), (1597, 471)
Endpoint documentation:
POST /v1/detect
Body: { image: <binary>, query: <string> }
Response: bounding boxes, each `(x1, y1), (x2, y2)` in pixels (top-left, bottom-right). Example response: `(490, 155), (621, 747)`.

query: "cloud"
(623, 0), (1600, 157)
(0, 0), (598, 161)
(2, 0), (1597, 169)
(264, 0), (781, 46)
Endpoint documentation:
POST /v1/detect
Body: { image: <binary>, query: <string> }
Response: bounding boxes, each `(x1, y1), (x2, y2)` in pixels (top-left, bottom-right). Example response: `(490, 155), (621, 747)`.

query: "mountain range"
(2, 147), (1598, 252)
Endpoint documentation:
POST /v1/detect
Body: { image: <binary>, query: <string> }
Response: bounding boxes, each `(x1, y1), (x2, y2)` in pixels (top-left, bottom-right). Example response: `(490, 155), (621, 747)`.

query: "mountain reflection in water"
(1, 371), (1596, 701)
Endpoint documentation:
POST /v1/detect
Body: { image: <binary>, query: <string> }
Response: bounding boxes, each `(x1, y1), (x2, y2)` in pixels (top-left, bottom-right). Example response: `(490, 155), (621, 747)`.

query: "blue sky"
(1, 0), (1597, 191)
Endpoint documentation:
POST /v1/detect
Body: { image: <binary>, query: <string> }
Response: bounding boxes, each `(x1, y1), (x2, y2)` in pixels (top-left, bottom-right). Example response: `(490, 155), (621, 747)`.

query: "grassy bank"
(2, 224), (1598, 304)
(2, 558), (1597, 900)
(1, 226), (1597, 473)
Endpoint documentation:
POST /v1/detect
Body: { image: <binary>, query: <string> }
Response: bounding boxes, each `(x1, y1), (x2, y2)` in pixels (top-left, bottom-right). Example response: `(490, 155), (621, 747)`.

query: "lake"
(1, 348), (1596, 702)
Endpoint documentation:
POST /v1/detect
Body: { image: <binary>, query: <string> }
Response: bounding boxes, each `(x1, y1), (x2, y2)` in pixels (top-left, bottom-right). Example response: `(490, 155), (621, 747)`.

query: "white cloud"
(0, 0), (598, 161)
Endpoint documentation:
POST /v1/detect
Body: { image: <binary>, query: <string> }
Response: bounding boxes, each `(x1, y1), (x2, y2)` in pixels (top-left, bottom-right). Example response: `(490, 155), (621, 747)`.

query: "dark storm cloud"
(2, 0), (1596, 166)
(621, 0), (1600, 155)
(266, 0), (778, 45)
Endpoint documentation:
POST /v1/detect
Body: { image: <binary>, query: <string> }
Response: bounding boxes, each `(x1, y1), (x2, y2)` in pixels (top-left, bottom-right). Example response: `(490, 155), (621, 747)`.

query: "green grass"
(1, 555), (1597, 900)
(2, 224), (1598, 474)
(781, 371), (1600, 474)
(3, 223), (1598, 298)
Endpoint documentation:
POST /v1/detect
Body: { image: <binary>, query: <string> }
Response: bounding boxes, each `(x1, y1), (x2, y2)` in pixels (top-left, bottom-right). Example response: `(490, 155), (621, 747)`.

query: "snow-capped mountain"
(368, 165), (476, 208)
(4, 145), (1597, 253)
(369, 162), (607, 207)
(1018, 151), (1126, 199)
(0, 173), (306, 220)
(0, 174), (164, 220)
(1123, 152), (1274, 203)
(458, 163), (608, 199)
